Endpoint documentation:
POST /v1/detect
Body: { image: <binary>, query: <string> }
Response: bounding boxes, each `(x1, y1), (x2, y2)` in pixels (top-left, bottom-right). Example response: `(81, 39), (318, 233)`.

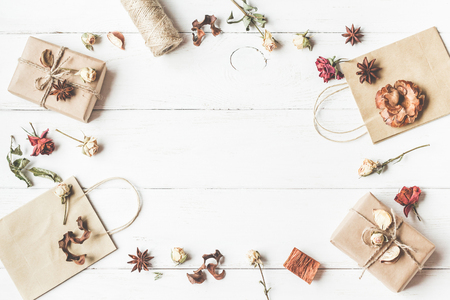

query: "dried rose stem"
(413, 206), (422, 221)
(230, 0), (265, 38)
(55, 129), (83, 144)
(258, 263), (270, 300)
(29, 122), (37, 136)
(382, 144), (430, 167)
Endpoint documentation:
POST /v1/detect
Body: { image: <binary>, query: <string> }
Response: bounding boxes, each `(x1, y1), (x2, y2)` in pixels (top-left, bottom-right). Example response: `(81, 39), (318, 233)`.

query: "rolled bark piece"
(283, 247), (320, 284)
(121, 0), (183, 57)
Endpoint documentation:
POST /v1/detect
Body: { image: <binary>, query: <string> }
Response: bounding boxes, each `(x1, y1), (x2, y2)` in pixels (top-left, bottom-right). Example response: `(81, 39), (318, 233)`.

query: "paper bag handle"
(83, 177), (141, 235)
(314, 83), (368, 142)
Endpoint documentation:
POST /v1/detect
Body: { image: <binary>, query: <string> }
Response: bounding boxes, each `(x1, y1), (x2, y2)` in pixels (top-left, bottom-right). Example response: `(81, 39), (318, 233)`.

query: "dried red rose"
(23, 123), (55, 156)
(394, 186), (422, 220)
(315, 56), (344, 83)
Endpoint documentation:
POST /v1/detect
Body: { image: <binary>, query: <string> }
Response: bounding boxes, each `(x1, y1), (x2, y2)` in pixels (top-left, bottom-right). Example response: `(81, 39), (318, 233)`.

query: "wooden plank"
(0, 188), (446, 269)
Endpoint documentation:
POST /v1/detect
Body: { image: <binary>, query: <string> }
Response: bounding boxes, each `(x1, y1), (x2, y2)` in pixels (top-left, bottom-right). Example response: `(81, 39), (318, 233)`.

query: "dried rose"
(315, 56), (344, 83)
(293, 30), (312, 51)
(370, 232), (386, 246)
(54, 183), (72, 225)
(262, 29), (277, 52)
(171, 247), (188, 265)
(81, 33), (101, 51)
(358, 159), (379, 177)
(75, 67), (97, 83)
(56, 129), (99, 157)
(246, 250), (263, 266)
(394, 186), (422, 221)
(23, 123), (55, 156)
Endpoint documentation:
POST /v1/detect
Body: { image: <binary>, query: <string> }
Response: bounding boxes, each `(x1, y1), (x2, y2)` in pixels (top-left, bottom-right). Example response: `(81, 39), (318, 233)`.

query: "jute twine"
(121, 0), (182, 57)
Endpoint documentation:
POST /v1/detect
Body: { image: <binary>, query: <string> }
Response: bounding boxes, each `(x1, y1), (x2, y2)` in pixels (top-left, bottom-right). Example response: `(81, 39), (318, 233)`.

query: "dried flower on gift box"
(58, 216), (91, 265)
(107, 31), (125, 50)
(358, 144), (429, 177)
(315, 56), (344, 83)
(356, 57), (381, 84)
(293, 30), (313, 51)
(56, 129), (99, 157)
(54, 183), (72, 225)
(81, 33), (101, 51)
(376, 80), (425, 128)
(247, 250), (271, 300)
(171, 247), (188, 265)
(75, 67), (97, 83)
(128, 248), (154, 273)
(191, 15), (222, 46)
(395, 186), (422, 221)
(187, 250), (225, 284)
(22, 122), (55, 156)
(49, 79), (74, 101)
(228, 0), (277, 51)
(342, 24), (363, 46)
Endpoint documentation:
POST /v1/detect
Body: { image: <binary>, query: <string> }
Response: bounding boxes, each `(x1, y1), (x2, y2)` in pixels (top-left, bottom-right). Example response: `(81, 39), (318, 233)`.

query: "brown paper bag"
(330, 193), (435, 292)
(316, 27), (450, 143)
(0, 177), (141, 300)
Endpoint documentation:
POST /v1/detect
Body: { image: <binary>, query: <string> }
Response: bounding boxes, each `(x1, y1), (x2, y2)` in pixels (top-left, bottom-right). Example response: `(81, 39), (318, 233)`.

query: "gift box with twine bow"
(8, 37), (106, 122)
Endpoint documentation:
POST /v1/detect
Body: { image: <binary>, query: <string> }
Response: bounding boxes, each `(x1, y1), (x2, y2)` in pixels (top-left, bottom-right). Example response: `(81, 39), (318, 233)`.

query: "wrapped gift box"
(330, 192), (435, 292)
(8, 36), (107, 122)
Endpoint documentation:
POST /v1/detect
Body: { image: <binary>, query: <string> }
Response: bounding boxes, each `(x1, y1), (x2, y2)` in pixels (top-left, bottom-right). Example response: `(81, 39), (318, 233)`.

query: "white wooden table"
(1, 0), (449, 299)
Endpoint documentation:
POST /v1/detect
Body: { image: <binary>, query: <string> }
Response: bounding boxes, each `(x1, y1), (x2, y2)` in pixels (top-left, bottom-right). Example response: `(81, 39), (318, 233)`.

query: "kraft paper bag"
(0, 176), (140, 300)
(330, 193), (435, 292)
(338, 27), (450, 143)
(8, 37), (107, 122)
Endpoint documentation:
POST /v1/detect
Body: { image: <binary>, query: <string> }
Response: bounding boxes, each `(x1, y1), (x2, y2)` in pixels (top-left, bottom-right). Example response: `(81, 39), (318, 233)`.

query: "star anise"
(356, 57), (381, 84)
(128, 247), (154, 273)
(49, 79), (74, 101)
(342, 24), (363, 46)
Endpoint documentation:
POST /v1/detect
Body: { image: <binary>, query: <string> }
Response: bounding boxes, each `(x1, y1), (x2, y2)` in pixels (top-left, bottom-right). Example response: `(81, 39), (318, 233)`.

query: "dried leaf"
(40, 49), (54, 68)
(207, 263), (226, 280)
(187, 270), (206, 284)
(28, 167), (62, 183)
(10, 145), (22, 156)
(107, 31), (125, 50)
(187, 249), (225, 284)
(58, 216), (91, 265)
(12, 158), (30, 170)
(191, 15), (222, 46)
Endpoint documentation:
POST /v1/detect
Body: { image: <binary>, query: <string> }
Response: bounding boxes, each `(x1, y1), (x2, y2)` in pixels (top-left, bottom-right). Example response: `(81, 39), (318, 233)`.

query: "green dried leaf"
(242, 0), (257, 12)
(10, 145), (22, 156)
(85, 44), (93, 51)
(13, 158), (30, 170)
(13, 169), (32, 187)
(243, 16), (252, 31)
(28, 167), (62, 183)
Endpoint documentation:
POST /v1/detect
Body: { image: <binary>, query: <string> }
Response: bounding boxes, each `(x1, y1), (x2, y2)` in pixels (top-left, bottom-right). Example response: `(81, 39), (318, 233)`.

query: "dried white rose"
(54, 183), (71, 199)
(75, 67), (97, 83)
(370, 232), (386, 246)
(247, 250), (263, 266)
(358, 159), (379, 177)
(262, 30), (277, 52)
(81, 136), (99, 157)
(171, 247), (187, 265)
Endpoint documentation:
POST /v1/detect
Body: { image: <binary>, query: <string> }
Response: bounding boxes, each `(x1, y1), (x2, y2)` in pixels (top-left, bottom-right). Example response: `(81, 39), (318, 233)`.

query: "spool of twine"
(121, 0), (182, 57)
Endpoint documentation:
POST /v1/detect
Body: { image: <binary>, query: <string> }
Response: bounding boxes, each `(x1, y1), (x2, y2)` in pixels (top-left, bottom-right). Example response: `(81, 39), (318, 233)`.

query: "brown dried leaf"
(187, 269), (206, 284)
(107, 31), (125, 50)
(191, 15), (222, 46)
(58, 216), (91, 265)
(207, 263), (226, 280)
(187, 249), (225, 284)
(40, 49), (54, 68)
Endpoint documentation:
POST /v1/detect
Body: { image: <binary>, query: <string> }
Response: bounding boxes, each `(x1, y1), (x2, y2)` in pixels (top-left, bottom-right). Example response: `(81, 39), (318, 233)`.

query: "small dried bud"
(358, 159), (379, 177)
(75, 67), (97, 83)
(293, 30), (312, 51)
(81, 33), (100, 51)
(81, 136), (99, 157)
(171, 247), (187, 265)
(246, 250), (263, 266)
(380, 245), (401, 264)
(373, 209), (392, 230)
(370, 232), (386, 247)
(54, 183), (72, 199)
(262, 30), (277, 52)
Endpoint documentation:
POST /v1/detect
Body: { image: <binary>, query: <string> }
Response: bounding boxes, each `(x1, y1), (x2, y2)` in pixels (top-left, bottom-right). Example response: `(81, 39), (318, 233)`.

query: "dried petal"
(107, 31), (125, 50)
(192, 15), (222, 46)
(40, 49), (54, 68)
(373, 209), (392, 230)
(187, 249), (225, 284)
(58, 216), (91, 265)
(187, 270), (206, 284)
(380, 245), (401, 264)
(207, 263), (226, 280)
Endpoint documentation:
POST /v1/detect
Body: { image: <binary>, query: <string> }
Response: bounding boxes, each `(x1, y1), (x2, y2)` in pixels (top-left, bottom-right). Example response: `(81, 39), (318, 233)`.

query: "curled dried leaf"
(107, 31), (125, 50)
(58, 216), (91, 265)
(192, 15), (222, 46)
(187, 249), (225, 284)
(187, 269), (206, 284)
(207, 263), (226, 280)
(40, 49), (54, 68)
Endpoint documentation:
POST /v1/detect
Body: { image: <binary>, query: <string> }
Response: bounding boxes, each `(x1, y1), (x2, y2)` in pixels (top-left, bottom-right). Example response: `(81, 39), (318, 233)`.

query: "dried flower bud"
(54, 183), (72, 199)
(81, 33), (100, 51)
(262, 30), (277, 52)
(171, 247), (187, 265)
(82, 136), (99, 157)
(358, 159), (379, 177)
(246, 249), (263, 266)
(75, 67), (97, 83)
(293, 30), (312, 51)
(370, 232), (386, 247)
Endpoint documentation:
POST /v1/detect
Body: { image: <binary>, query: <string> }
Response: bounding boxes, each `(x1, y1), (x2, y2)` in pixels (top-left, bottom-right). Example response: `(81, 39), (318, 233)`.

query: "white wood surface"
(1, 0), (450, 299)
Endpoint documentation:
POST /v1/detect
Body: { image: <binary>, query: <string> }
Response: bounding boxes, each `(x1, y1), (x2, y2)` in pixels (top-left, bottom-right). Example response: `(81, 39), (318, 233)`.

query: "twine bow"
(18, 46), (101, 108)
(350, 208), (423, 279)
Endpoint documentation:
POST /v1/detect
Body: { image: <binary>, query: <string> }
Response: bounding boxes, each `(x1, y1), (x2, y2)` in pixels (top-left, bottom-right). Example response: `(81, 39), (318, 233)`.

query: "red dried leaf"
(191, 15), (222, 46)
(58, 216), (91, 265)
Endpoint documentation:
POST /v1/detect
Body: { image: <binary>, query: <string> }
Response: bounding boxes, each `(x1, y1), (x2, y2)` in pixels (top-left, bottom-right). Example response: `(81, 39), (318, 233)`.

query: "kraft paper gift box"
(8, 36), (107, 122)
(340, 27), (450, 143)
(330, 193), (435, 292)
